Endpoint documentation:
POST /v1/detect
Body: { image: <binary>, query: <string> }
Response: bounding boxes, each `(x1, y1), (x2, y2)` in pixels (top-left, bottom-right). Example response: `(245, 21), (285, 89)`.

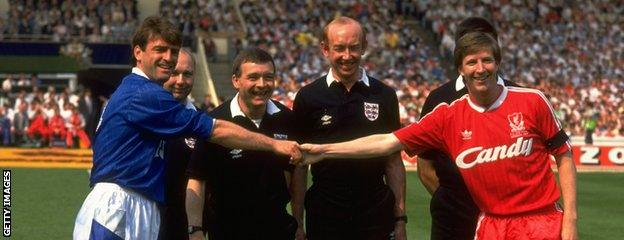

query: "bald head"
(322, 17), (366, 45)
(164, 48), (195, 102)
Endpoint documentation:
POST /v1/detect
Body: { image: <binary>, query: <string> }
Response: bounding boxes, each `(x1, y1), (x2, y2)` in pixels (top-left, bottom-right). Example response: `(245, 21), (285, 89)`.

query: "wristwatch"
(395, 215), (408, 223)
(188, 225), (203, 234)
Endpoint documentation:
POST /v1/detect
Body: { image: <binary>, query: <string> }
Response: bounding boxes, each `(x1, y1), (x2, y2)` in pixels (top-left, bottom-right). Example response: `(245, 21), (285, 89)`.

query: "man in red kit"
(301, 31), (577, 240)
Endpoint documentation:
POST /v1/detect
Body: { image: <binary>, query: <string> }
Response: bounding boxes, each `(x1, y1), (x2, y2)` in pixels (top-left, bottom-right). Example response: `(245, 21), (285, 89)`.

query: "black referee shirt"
(161, 133), (196, 239)
(186, 98), (297, 239)
(293, 74), (400, 212)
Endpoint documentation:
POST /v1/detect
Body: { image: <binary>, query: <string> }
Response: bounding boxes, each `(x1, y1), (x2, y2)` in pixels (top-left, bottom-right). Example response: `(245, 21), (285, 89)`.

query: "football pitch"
(6, 168), (624, 239)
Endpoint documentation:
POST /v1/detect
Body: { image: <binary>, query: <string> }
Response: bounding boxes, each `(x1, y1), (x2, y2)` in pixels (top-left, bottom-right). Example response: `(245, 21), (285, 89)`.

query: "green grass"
(10, 168), (91, 240)
(5, 169), (624, 239)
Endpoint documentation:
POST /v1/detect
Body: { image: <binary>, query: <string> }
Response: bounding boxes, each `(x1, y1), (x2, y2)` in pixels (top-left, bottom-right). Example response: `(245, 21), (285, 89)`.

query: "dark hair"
(455, 17), (498, 43)
(130, 16), (181, 66)
(321, 16), (367, 46)
(232, 48), (275, 77)
(454, 32), (501, 69)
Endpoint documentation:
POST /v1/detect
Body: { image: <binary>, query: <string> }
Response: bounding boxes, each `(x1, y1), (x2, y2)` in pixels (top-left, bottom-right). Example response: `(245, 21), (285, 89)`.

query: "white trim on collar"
(325, 68), (370, 87)
(183, 99), (196, 110)
(131, 67), (150, 80)
(467, 86), (509, 113)
(455, 75), (505, 92)
(230, 93), (281, 118)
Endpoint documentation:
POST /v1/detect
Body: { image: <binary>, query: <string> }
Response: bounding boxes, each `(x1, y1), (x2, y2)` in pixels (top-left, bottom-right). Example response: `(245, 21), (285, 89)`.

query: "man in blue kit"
(72, 16), (301, 240)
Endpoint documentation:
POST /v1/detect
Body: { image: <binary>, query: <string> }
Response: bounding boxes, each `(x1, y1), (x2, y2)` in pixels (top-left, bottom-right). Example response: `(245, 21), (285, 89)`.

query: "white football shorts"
(73, 183), (160, 240)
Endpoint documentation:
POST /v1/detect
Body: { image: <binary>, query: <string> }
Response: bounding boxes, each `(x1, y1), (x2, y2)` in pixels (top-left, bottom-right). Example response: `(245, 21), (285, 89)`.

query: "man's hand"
(393, 221), (407, 240)
(561, 215), (578, 240)
(273, 140), (302, 164)
(189, 231), (204, 240)
(299, 143), (326, 165)
(295, 225), (306, 240)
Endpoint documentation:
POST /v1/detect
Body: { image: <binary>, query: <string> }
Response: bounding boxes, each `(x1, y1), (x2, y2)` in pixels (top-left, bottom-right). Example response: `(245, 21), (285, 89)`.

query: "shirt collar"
(230, 93), (281, 118)
(183, 98), (196, 110)
(131, 67), (150, 80)
(467, 85), (509, 113)
(455, 75), (505, 92)
(326, 68), (370, 87)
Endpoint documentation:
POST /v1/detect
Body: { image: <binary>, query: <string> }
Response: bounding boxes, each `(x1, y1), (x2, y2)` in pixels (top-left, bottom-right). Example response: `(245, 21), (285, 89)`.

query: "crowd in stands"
(1, 0), (621, 142)
(238, 1), (445, 117)
(1, 0), (138, 43)
(0, 74), (97, 148)
(159, 0), (242, 35)
(420, 0), (623, 136)
(234, 0), (622, 137)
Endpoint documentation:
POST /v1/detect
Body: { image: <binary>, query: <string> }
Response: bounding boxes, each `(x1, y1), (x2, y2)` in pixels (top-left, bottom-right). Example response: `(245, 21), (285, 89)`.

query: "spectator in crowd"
(0, 106), (10, 146)
(78, 88), (97, 140)
(11, 102), (30, 146)
(48, 105), (67, 147)
(66, 104), (90, 148)
(27, 103), (48, 147)
(199, 94), (216, 114)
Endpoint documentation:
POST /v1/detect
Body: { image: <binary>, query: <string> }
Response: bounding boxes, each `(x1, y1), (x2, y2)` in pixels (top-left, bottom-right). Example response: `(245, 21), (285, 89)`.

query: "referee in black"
(185, 48), (303, 240)
(159, 48), (198, 239)
(417, 17), (520, 240)
(293, 17), (406, 240)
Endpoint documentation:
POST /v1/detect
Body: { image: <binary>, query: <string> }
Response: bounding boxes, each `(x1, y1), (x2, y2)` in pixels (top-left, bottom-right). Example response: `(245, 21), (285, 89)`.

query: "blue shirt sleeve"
(125, 86), (214, 140)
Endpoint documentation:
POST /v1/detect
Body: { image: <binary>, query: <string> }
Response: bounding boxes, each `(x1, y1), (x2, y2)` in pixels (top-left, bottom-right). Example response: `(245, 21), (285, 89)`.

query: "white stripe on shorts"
(73, 183), (160, 240)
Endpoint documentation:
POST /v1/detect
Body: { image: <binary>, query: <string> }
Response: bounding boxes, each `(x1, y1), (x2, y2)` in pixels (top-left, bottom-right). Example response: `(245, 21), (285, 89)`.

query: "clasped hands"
(273, 140), (325, 166)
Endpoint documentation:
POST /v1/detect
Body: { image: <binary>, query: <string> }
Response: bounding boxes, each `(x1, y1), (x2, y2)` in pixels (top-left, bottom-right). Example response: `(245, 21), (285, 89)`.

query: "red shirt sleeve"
(534, 92), (571, 156)
(393, 104), (448, 156)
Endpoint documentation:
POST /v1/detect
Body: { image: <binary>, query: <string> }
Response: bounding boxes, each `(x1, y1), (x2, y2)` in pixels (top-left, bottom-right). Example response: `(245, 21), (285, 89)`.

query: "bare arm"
(385, 152), (406, 240)
(416, 158), (439, 195)
(186, 178), (205, 240)
(555, 151), (578, 240)
(210, 119), (301, 161)
(302, 133), (404, 164)
(290, 165), (308, 240)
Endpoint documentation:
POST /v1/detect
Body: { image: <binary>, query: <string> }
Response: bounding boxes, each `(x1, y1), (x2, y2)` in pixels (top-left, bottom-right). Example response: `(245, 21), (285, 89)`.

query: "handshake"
(272, 140), (326, 166)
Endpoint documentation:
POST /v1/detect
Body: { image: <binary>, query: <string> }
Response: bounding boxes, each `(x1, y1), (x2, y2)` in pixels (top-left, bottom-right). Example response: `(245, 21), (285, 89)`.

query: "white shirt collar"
(131, 67), (150, 80)
(230, 93), (281, 118)
(467, 86), (509, 113)
(455, 75), (505, 92)
(183, 98), (196, 110)
(326, 68), (370, 87)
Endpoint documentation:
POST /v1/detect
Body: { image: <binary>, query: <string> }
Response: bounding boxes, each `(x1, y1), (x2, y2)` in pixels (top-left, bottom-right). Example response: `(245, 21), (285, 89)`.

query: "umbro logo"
(461, 129), (472, 140)
(230, 149), (242, 159)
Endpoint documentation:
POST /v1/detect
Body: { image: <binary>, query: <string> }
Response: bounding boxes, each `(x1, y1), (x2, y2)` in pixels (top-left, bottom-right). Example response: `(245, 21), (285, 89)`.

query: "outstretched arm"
(210, 119), (301, 162)
(302, 133), (404, 164)
(555, 151), (577, 240)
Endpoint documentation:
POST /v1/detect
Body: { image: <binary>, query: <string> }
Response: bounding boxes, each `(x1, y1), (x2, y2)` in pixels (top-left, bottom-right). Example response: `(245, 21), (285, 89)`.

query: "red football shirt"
(395, 86), (570, 215)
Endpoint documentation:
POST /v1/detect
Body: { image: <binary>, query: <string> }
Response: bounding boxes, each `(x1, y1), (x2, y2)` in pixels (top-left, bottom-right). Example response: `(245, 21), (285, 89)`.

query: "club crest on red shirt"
(508, 112), (528, 138)
(364, 102), (379, 121)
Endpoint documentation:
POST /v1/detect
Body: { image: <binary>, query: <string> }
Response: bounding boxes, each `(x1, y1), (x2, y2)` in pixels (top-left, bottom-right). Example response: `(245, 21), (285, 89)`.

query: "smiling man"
(301, 31), (577, 240)
(73, 17), (302, 240)
(160, 48), (198, 239)
(292, 17), (406, 240)
(185, 48), (304, 240)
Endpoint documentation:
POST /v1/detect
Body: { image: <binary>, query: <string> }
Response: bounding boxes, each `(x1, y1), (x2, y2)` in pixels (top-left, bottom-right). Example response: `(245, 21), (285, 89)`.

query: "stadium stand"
(419, 0), (623, 136)
(0, 0), (622, 149)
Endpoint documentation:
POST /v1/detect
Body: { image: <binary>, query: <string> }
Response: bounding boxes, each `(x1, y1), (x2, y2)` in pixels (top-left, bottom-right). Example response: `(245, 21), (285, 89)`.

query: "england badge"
(364, 102), (379, 121)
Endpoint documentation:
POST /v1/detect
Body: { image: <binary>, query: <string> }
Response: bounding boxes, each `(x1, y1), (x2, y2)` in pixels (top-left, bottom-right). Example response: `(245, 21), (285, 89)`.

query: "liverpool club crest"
(508, 112), (528, 138)
(364, 102), (379, 121)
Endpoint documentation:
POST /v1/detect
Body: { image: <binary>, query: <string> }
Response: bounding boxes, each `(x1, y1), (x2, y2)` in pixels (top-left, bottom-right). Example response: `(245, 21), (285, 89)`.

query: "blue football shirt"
(90, 68), (214, 203)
